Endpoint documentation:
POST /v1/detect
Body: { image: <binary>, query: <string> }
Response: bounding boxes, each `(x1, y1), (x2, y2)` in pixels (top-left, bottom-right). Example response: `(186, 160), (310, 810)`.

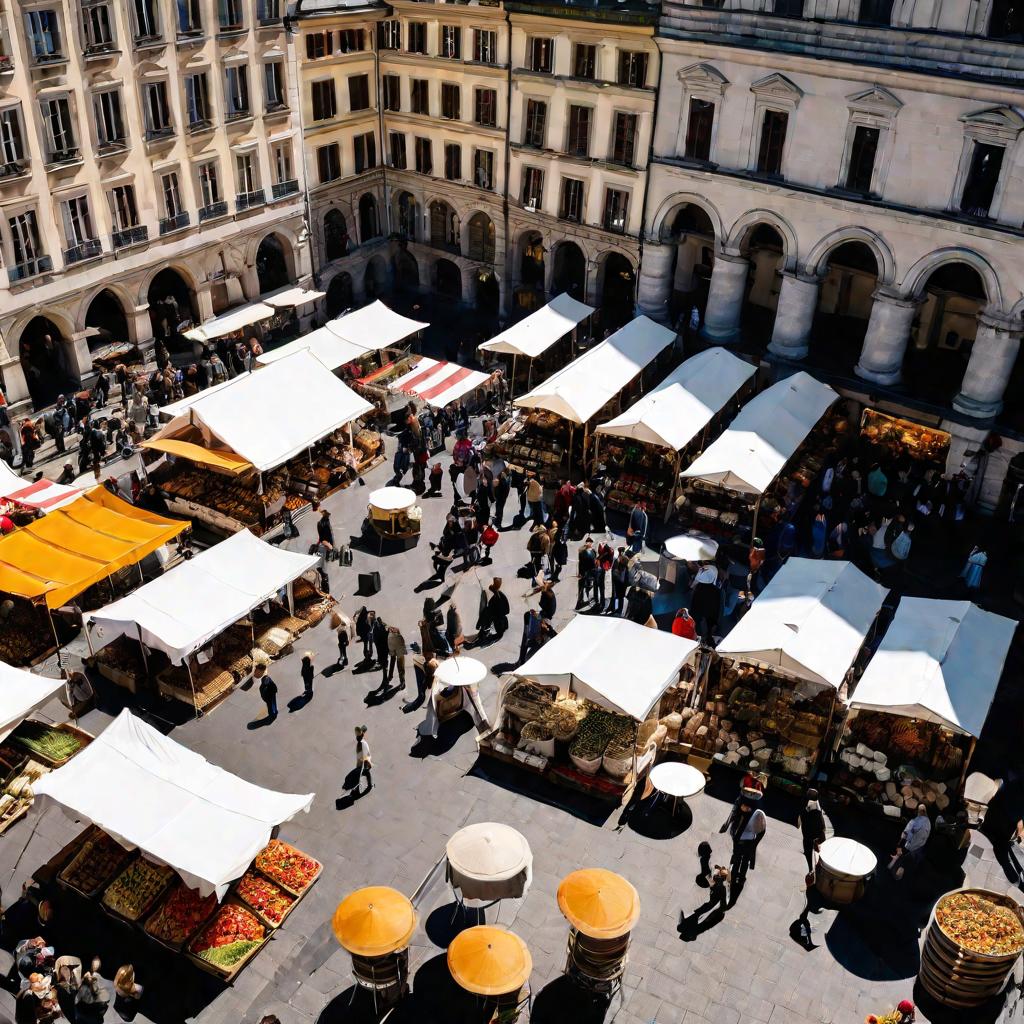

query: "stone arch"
(736, 222), (788, 346)
(726, 209), (798, 268)
(76, 283), (134, 336)
(359, 193), (381, 242)
(475, 270), (499, 316)
(325, 271), (354, 318)
(323, 209), (350, 262)
(138, 261), (200, 307)
(393, 248), (419, 292)
(552, 241), (586, 301)
(598, 250), (635, 329)
(902, 247), (1002, 310)
(83, 289), (130, 352)
(429, 200), (460, 254)
(17, 315), (76, 408)
(433, 258), (462, 300)
(147, 267), (198, 345)
(465, 211), (496, 263)
(255, 232), (294, 293)
(364, 254), (389, 299)
(392, 190), (420, 242)
(805, 227), (896, 287)
(652, 193), (724, 247)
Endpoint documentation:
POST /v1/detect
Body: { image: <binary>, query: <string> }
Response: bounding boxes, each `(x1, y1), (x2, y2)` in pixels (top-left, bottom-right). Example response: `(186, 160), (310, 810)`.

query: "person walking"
(550, 522), (569, 582)
(889, 805), (931, 880)
(517, 608), (542, 666)
(627, 500), (648, 554)
(720, 800), (767, 895)
(690, 563), (721, 643)
(385, 626), (407, 689)
(538, 578), (557, 621)
(679, 865), (730, 935)
(594, 541), (612, 610)
(336, 621), (349, 667)
(446, 601), (464, 653)
(609, 549), (630, 615)
(355, 607), (372, 662)
(527, 523), (549, 578)
(255, 665), (278, 719)
(510, 464), (527, 518)
(19, 420), (38, 471)
(798, 789), (831, 872)
(526, 472), (544, 525)
(391, 445), (410, 486)
(494, 469), (510, 527)
(354, 726), (372, 794)
(300, 652), (315, 700)
(961, 546), (987, 593)
(372, 615), (389, 673)
(316, 509), (335, 556)
(576, 538), (597, 609)
(476, 578), (510, 642)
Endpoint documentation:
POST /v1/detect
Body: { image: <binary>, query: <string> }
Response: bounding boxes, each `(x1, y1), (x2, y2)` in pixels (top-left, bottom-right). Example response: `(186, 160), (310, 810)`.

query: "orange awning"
(447, 926), (532, 997)
(141, 437), (253, 475)
(0, 488), (187, 608)
(556, 869), (640, 939)
(332, 886), (417, 957)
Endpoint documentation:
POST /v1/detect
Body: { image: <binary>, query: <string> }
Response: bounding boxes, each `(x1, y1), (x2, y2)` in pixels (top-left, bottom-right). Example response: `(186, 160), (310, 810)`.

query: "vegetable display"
(255, 840), (320, 895)
(936, 892), (1024, 956)
(234, 871), (294, 926)
(569, 708), (635, 761)
(189, 904), (265, 970)
(103, 858), (175, 921)
(11, 722), (84, 764)
(59, 831), (131, 896)
(145, 882), (217, 948)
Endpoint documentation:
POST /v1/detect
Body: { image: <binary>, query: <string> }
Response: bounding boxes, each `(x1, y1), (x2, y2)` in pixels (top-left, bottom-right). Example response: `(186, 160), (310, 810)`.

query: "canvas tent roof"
(681, 371), (837, 495)
(262, 286), (325, 309)
(0, 661), (65, 742)
(389, 357), (491, 409)
(151, 350), (373, 472)
(514, 316), (676, 425)
(183, 302), (276, 342)
(478, 294), (593, 359)
(85, 530), (319, 664)
(0, 461), (79, 512)
(596, 347), (756, 452)
(849, 598), (1016, 737)
(35, 709), (313, 897)
(515, 616), (697, 721)
(0, 488), (187, 609)
(716, 558), (887, 690)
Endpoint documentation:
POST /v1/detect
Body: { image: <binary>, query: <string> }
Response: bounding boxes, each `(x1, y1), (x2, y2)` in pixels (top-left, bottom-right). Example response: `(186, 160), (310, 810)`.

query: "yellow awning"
(0, 488), (187, 608)
(141, 438), (253, 475)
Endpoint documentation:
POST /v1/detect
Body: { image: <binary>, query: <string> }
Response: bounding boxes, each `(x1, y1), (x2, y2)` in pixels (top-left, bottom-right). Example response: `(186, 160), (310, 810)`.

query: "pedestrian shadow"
(677, 906), (726, 941)
(624, 798), (693, 839)
(409, 715), (473, 758)
(415, 579), (444, 593)
(364, 684), (403, 707)
(322, 663), (346, 677)
(424, 902), (482, 948)
(402, 693), (427, 714)
(490, 661), (518, 676)
(246, 716), (275, 730)
(288, 694), (312, 713)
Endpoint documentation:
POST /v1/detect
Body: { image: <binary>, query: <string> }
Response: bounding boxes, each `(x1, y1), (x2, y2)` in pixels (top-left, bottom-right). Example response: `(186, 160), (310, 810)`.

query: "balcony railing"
(84, 41), (117, 56)
(177, 27), (203, 40)
(218, 19), (244, 32)
(97, 138), (128, 156)
(187, 118), (212, 134)
(112, 224), (148, 249)
(271, 179), (299, 200)
(225, 109), (252, 122)
(265, 101), (288, 115)
(159, 211), (190, 235)
(145, 125), (175, 142)
(31, 51), (65, 66)
(46, 148), (81, 167)
(199, 200), (228, 221)
(64, 238), (103, 264)
(258, 12), (282, 24)
(8, 255), (53, 283)
(236, 189), (266, 211)
(133, 33), (163, 47)
(0, 160), (28, 179)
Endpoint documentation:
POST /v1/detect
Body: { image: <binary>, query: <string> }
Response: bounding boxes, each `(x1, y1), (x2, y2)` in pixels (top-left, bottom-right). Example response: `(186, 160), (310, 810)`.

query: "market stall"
(708, 558), (887, 792)
(417, 656), (490, 740)
(388, 357), (495, 411)
(595, 347), (756, 518)
(183, 301), (276, 348)
(678, 371), (838, 541)
(0, 461), (80, 519)
(478, 616), (698, 801)
(84, 530), (323, 710)
(859, 408), (950, 470)
(828, 598), (1016, 818)
(496, 316), (676, 484)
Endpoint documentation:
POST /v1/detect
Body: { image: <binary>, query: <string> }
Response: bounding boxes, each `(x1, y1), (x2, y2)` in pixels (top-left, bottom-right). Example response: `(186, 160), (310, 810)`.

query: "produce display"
(569, 707), (635, 761)
(94, 635), (148, 680)
(490, 412), (568, 483)
(0, 758), (47, 834)
(103, 857), (176, 921)
(255, 840), (320, 895)
(159, 464), (289, 531)
(0, 602), (56, 666)
(861, 409), (950, 465)
(503, 680), (556, 723)
(10, 721), (85, 765)
(935, 892), (1024, 956)
(188, 904), (266, 970)
(234, 870), (294, 926)
(145, 882), (218, 948)
(59, 831), (132, 896)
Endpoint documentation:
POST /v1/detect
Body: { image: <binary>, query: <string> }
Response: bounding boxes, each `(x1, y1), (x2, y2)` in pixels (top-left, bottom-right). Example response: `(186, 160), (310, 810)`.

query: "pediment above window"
(750, 73), (803, 108)
(960, 106), (1024, 142)
(677, 63), (729, 94)
(846, 85), (902, 117)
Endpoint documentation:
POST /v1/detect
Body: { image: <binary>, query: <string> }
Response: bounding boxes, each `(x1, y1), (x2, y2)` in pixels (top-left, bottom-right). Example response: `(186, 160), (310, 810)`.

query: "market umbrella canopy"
(447, 926), (532, 996)
(557, 869), (640, 939)
(389, 357), (491, 410)
(368, 486), (417, 513)
(478, 293), (593, 359)
(262, 285), (326, 309)
(446, 823), (532, 883)
(434, 657), (487, 688)
(332, 886), (417, 957)
(663, 533), (718, 563)
(0, 462), (79, 512)
(140, 437), (253, 475)
(0, 661), (65, 742)
(183, 301), (276, 342)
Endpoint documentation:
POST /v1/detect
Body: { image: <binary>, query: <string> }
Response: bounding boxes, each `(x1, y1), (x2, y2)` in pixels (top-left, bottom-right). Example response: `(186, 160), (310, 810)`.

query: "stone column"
(195, 283), (215, 323)
(700, 252), (748, 345)
(768, 270), (819, 360)
(239, 266), (260, 301)
(953, 312), (1022, 420)
(67, 332), (94, 383)
(854, 289), (919, 385)
(636, 241), (675, 324)
(585, 259), (601, 308)
(0, 357), (31, 418)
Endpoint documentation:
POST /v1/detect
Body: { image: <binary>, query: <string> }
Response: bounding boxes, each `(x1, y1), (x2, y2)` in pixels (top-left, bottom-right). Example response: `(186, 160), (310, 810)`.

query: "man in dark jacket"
(475, 578), (510, 642)
(576, 538), (597, 608)
(317, 509), (334, 552)
(494, 469), (511, 527)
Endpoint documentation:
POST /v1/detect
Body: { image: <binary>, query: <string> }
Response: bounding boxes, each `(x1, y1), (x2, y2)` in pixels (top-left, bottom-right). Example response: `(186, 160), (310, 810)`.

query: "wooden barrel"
(351, 948), (409, 998)
(918, 889), (1024, 1009)
(565, 928), (630, 991)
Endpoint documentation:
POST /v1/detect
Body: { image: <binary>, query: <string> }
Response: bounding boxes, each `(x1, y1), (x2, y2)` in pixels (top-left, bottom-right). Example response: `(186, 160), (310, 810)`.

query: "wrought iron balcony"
(187, 118), (212, 134)
(271, 179), (299, 200)
(112, 224), (148, 249)
(64, 239), (103, 264)
(199, 200), (228, 221)
(8, 255), (53, 282)
(236, 189), (266, 211)
(145, 125), (175, 142)
(0, 160), (28, 180)
(46, 148), (80, 167)
(159, 211), (190, 235)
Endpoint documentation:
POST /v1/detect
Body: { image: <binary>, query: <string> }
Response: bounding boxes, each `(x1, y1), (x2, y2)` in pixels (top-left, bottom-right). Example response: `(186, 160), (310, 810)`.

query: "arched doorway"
(467, 212), (495, 262)
(393, 191), (419, 241)
(600, 253), (635, 330)
(364, 255), (388, 298)
(19, 317), (73, 408)
(429, 202), (459, 254)
(475, 271), (499, 316)
(84, 290), (130, 352)
(434, 259), (461, 300)
(393, 249), (419, 293)
(660, 204), (716, 323)
(738, 224), (785, 347)
(516, 231), (545, 312)
(552, 242), (586, 301)
(256, 234), (289, 294)
(905, 262), (987, 403)
(326, 273), (354, 318)
(359, 194), (380, 242)
(812, 241), (878, 372)
(323, 209), (349, 262)
(148, 268), (196, 348)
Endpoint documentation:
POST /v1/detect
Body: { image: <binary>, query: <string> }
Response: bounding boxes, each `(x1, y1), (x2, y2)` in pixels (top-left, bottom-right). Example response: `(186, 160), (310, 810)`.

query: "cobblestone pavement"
(0, 432), (1021, 1024)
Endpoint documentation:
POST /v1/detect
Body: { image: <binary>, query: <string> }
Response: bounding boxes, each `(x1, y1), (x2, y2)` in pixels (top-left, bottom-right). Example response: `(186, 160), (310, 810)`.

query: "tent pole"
(582, 421), (591, 478)
(568, 423), (575, 479)
(749, 494), (763, 551)
(47, 609), (63, 670)
(186, 657), (200, 719)
(592, 434), (601, 481)
(526, 359), (533, 393)
(135, 623), (150, 678)
(665, 452), (682, 524)
(510, 354), (517, 404)
(348, 423), (355, 447)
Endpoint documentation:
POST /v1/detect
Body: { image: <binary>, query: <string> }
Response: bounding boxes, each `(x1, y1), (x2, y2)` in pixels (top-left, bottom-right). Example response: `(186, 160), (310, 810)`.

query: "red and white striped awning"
(389, 358), (491, 409)
(0, 462), (80, 513)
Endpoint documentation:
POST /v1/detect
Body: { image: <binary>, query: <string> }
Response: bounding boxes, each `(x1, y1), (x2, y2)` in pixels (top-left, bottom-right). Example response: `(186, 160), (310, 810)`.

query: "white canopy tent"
(0, 661), (66, 742)
(152, 350), (373, 472)
(389, 357), (491, 409)
(0, 462), (79, 512)
(262, 285), (326, 310)
(159, 375), (238, 421)
(515, 616), (697, 721)
(514, 316), (676, 425)
(849, 598), (1016, 737)
(183, 302), (276, 343)
(256, 324), (369, 371)
(35, 709), (314, 898)
(85, 530), (319, 665)
(478, 293), (593, 360)
(716, 558), (887, 690)
(681, 371), (837, 496)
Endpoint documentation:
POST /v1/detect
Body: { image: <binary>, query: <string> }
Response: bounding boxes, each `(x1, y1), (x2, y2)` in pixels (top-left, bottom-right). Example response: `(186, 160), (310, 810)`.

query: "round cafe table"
(649, 762), (706, 816)
(815, 837), (877, 905)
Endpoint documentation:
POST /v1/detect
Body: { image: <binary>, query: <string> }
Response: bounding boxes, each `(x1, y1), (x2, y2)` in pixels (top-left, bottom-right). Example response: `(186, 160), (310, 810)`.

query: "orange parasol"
(332, 886), (417, 957)
(447, 925), (532, 996)
(557, 868), (640, 939)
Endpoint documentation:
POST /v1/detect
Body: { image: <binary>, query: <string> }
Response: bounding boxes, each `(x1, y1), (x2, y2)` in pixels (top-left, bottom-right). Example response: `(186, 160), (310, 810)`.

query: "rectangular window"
(132, 0), (160, 39)
(617, 50), (648, 87)
(311, 80), (337, 121)
(441, 24), (460, 59)
(9, 211), (43, 267)
(177, 0), (202, 34)
(773, 0), (805, 14)
(109, 184), (139, 229)
(348, 74), (370, 112)
(567, 105), (591, 158)
(528, 37), (552, 72)
(378, 20), (400, 49)
(235, 152), (258, 193)
(960, 142), (1005, 218)
(264, 62), (285, 110)
(306, 31), (332, 59)
(415, 136), (432, 175)
(407, 21), (426, 54)
(442, 83), (461, 120)
(389, 131), (407, 169)
(272, 143), (292, 183)
(61, 195), (94, 245)
(383, 75), (401, 112)
(559, 177), (584, 222)
(411, 79), (429, 115)
(0, 107), (25, 163)
(603, 188), (628, 232)
(858, 0), (894, 24)
(756, 109), (788, 176)
(94, 90), (126, 146)
(257, 0), (280, 23)
(198, 161), (220, 206)
(685, 98), (714, 161)
(161, 171), (182, 218)
(845, 125), (879, 193)
(611, 111), (637, 166)
(474, 29), (496, 64)
(474, 149), (494, 190)
(444, 143), (461, 180)
(26, 10), (62, 60)
(338, 29), (365, 52)
(184, 74), (210, 127)
(143, 82), (172, 137)
(524, 99), (546, 148)
(225, 65), (250, 118)
(573, 44), (596, 80)
(40, 97), (76, 159)
(82, 2), (115, 50)
(475, 88), (497, 128)
(218, 0), (242, 29)
(354, 132), (376, 173)
(522, 166), (544, 207)
(318, 143), (341, 183)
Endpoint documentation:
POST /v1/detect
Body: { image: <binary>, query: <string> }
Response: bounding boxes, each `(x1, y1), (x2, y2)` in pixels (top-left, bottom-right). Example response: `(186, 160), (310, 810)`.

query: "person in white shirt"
(721, 800), (767, 889)
(890, 805), (931, 879)
(355, 725), (373, 795)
